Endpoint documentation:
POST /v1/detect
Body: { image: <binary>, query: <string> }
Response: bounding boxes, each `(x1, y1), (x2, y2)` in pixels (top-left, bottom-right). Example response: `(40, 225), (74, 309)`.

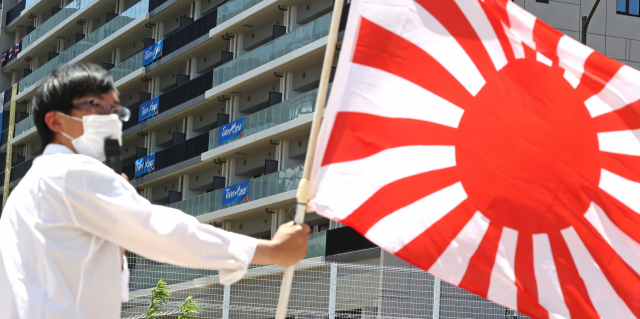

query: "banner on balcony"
(134, 153), (155, 178)
(143, 39), (163, 66)
(222, 180), (249, 206)
(138, 96), (159, 123)
(218, 118), (244, 145)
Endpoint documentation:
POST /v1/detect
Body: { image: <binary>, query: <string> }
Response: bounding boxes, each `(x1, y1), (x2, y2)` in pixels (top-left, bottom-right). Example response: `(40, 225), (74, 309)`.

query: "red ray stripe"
(548, 232), (600, 319)
(572, 221), (640, 317)
(599, 152), (640, 184)
(514, 234), (549, 319)
(532, 20), (563, 64)
(321, 112), (457, 166)
(394, 199), (477, 272)
(592, 189), (640, 247)
(592, 100), (640, 132)
(342, 167), (459, 235)
(478, 0), (517, 63)
(576, 51), (623, 100)
(415, 0), (498, 80)
(457, 223), (503, 298)
(481, 0), (511, 28)
(353, 17), (475, 111)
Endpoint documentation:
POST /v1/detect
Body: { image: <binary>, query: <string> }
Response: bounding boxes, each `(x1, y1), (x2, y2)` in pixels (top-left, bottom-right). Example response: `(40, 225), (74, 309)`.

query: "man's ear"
(44, 111), (63, 133)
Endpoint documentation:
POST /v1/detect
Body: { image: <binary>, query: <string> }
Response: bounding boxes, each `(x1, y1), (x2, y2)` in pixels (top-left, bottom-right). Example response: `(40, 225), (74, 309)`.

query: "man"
(0, 63), (310, 318)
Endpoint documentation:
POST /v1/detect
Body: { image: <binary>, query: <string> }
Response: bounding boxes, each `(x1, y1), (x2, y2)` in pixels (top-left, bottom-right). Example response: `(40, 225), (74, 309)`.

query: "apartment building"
(0, 0), (637, 318)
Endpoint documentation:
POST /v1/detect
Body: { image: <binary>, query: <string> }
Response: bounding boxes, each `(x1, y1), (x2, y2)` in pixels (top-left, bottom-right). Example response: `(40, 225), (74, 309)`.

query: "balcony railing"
(5, 0), (25, 26)
(168, 164), (302, 217)
(1, 129), (8, 146)
(110, 50), (143, 83)
(216, 0), (263, 25)
(154, 133), (209, 172)
(14, 115), (34, 137)
(10, 156), (34, 182)
(19, 0), (149, 94)
(209, 85), (330, 149)
(213, 12), (333, 87)
(21, 0), (94, 52)
(161, 8), (217, 57)
(127, 230), (325, 291)
(157, 70), (213, 114)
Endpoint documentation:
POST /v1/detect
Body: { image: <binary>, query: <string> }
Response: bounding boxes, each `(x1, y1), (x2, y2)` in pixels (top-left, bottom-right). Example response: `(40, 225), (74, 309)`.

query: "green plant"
(178, 296), (200, 319)
(145, 279), (171, 319)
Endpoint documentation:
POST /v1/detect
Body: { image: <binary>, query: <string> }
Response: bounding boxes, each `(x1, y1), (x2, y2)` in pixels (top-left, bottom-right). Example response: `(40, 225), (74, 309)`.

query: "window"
(536, 0), (549, 3)
(618, 0), (640, 16)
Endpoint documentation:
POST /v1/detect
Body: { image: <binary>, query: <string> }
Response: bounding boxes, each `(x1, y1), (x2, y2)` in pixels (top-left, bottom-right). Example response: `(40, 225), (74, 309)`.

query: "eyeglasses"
(72, 99), (131, 122)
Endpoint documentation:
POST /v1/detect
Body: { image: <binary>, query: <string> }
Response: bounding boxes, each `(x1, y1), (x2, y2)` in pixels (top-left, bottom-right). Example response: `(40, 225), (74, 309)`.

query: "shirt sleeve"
(61, 162), (258, 285)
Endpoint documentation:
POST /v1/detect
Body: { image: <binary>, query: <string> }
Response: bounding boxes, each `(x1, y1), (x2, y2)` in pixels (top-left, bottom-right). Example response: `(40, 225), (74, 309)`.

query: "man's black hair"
(33, 63), (114, 151)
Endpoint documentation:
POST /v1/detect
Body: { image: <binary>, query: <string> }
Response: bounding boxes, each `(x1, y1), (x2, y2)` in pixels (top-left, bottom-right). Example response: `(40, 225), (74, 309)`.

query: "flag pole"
(274, 0), (345, 317)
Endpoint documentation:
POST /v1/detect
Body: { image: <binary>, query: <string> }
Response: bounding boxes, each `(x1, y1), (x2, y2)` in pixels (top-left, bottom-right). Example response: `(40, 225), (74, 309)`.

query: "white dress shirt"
(0, 144), (258, 318)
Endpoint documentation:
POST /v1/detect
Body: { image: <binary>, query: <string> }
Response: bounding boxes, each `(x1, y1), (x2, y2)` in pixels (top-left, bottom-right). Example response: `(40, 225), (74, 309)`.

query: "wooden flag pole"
(274, 0), (345, 317)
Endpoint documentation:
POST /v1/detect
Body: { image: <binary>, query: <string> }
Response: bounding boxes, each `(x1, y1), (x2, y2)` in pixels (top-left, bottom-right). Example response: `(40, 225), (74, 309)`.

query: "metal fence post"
(222, 284), (231, 319)
(329, 263), (338, 319)
(433, 277), (441, 319)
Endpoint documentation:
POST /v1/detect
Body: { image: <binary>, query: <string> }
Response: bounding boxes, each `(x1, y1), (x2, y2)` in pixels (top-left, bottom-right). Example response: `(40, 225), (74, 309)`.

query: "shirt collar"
(42, 143), (76, 156)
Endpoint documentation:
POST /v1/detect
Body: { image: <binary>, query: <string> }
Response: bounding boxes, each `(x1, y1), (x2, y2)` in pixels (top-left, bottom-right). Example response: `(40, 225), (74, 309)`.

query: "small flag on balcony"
(1, 52), (6, 64)
(14, 42), (20, 55)
(7, 47), (14, 60)
(308, 1), (640, 319)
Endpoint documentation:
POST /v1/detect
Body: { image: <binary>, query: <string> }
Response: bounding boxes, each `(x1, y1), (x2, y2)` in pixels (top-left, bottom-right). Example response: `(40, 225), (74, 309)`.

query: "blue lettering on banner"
(142, 39), (163, 66)
(134, 153), (156, 178)
(222, 181), (249, 206)
(138, 96), (159, 123)
(218, 118), (244, 145)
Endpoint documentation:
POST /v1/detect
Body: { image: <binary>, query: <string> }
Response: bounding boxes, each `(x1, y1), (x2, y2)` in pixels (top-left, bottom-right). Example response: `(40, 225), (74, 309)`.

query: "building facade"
(0, 0), (636, 317)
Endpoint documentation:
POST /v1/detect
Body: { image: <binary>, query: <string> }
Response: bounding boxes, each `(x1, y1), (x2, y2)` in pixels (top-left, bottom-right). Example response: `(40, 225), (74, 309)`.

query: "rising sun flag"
(307, 0), (640, 318)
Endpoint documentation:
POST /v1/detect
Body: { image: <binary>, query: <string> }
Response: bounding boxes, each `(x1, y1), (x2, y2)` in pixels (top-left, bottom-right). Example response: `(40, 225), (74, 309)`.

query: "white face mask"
(58, 113), (123, 162)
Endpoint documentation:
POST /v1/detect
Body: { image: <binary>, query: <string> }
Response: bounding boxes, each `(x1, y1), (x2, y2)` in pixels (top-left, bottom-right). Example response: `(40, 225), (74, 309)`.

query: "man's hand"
(252, 221), (310, 267)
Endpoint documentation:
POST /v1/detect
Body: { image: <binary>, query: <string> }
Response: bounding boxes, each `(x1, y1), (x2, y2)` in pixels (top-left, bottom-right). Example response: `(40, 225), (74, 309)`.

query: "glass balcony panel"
(214, 190), (222, 211)
(267, 103), (278, 128)
(276, 170), (286, 193)
(248, 112), (258, 133)
(109, 50), (143, 83)
(275, 36), (286, 57)
(268, 40), (277, 61)
(256, 109), (265, 131)
(267, 172), (277, 197)
(14, 115), (35, 137)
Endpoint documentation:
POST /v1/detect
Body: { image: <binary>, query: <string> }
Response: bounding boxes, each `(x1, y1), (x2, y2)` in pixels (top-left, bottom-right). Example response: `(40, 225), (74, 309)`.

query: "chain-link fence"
(122, 258), (528, 319)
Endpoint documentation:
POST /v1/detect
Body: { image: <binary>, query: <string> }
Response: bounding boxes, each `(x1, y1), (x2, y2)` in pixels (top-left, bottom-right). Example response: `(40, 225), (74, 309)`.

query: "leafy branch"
(178, 296), (200, 319)
(146, 279), (171, 319)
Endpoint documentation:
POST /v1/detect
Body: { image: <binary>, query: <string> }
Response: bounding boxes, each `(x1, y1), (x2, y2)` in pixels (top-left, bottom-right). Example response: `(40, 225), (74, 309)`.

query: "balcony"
(10, 156), (35, 182)
(216, 0), (264, 26)
(5, 0), (25, 27)
(159, 8), (217, 58)
(124, 70), (213, 131)
(13, 115), (34, 138)
(168, 164), (302, 217)
(110, 50), (144, 83)
(19, 0), (94, 53)
(212, 12), (333, 87)
(154, 133), (209, 171)
(208, 85), (329, 150)
(18, 0), (149, 94)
